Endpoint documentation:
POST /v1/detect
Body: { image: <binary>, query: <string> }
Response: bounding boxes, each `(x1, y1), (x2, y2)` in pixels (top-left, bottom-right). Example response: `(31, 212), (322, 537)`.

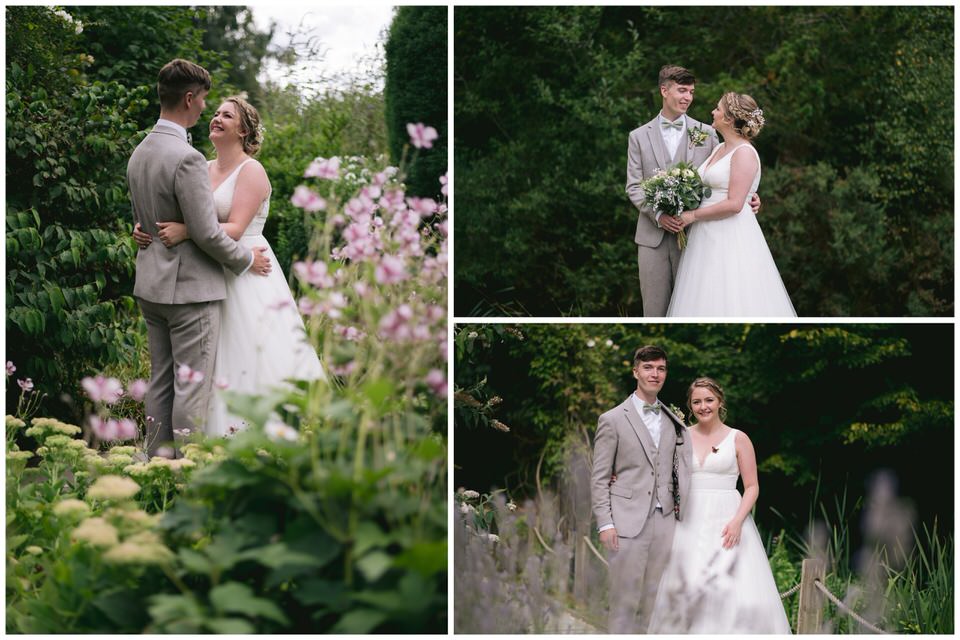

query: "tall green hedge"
(384, 6), (447, 198)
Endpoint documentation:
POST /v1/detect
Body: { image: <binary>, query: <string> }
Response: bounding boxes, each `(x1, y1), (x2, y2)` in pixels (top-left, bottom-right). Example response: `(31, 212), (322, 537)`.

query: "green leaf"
(354, 521), (390, 556)
(356, 550), (393, 583)
(292, 578), (348, 608)
(209, 582), (289, 625)
(395, 540), (447, 577)
(204, 617), (256, 634)
(178, 548), (213, 575)
(362, 378), (395, 411)
(331, 608), (388, 634)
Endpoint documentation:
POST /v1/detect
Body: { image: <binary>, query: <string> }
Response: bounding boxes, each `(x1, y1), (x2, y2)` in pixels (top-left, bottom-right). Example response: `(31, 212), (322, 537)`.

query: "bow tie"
(642, 402), (661, 414)
(661, 120), (683, 131)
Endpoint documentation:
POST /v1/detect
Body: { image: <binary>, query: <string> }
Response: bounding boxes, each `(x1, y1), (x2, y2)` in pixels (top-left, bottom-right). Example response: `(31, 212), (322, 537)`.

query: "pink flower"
(17, 378), (34, 393)
(335, 324), (366, 341)
(330, 362), (357, 377)
(116, 418), (138, 441)
(127, 379), (148, 402)
(81, 375), (123, 404)
(375, 255), (408, 285)
(6, 361), (15, 376)
(215, 377), (230, 390)
(293, 261), (334, 289)
(425, 369), (447, 398)
(440, 173), (449, 197)
(89, 415), (117, 440)
(176, 364), (204, 385)
(378, 304), (414, 341)
(298, 297), (320, 316)
(291, 185), (327, 212)
(303, 156), (340, 180)
(427, 304), (446, 323)
(345, 194), (376, 221)
(156, 446), (175, 459)
(362, 185), (382, 200)
(407, 122), (439, 149)
(331, 214), (346, 227)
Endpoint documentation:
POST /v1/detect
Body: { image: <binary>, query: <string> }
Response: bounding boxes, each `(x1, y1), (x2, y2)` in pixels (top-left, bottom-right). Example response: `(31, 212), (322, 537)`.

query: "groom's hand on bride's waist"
(251, 246), (272, 276)
(750, 192), (761, 214)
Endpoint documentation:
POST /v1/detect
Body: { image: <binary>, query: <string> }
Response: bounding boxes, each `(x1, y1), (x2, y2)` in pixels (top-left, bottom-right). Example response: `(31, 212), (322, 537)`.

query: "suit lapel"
(644, 118), (668, 170)
(662, 407), (692, 465)
(622, 396), (655, 467)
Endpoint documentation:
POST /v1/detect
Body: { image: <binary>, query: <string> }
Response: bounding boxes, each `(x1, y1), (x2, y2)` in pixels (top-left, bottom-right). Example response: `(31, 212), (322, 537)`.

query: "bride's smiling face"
(710, 100), (729, 130)
(690, 386), (721, 424)
(209, 102), (244, 143)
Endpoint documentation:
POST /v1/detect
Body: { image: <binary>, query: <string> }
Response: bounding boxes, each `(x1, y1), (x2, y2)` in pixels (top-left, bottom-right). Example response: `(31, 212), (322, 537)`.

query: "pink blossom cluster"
(288, 142), (448, 401)
(82, 375), (147, 403)
(89, 415), (138, 441)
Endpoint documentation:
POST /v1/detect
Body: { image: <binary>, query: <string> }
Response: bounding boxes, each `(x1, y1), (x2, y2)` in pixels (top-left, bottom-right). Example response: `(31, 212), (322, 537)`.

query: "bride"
(135, 96), (323, 436)
(667, 92), (796, 317)
(648, 377), (791, 634)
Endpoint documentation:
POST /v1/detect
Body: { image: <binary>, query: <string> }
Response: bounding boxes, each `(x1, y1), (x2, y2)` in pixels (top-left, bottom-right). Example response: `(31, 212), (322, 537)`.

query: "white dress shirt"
(659, 113), (686, 160)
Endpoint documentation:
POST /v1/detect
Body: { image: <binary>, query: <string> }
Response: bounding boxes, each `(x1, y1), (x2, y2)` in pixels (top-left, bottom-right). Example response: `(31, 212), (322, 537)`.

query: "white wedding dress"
(667, 143), (796, 317)
(648, 428), (791, 634)
(204, 159), (324, 436)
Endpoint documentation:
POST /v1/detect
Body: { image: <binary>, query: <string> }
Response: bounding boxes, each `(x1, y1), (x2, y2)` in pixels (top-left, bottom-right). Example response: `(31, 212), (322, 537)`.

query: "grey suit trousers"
(138, 298), (220, 457)
(608, 506), (677, 633)
(638, 236), (682, 317)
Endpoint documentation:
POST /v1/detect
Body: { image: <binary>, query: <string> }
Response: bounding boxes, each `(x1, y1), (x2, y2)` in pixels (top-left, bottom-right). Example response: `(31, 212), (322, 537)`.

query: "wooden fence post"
(796, 557), (826, 634)
(573, 525), (588, 602)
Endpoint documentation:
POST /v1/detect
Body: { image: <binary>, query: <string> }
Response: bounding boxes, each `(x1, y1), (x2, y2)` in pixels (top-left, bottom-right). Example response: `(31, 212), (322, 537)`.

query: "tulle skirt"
(205, 235), (324, 437)
(648, 487), (792, 634)
(667, 196), (796, 317)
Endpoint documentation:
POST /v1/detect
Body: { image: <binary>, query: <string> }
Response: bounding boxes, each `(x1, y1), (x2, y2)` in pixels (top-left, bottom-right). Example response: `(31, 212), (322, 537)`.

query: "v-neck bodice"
(691, 428), (739, 491)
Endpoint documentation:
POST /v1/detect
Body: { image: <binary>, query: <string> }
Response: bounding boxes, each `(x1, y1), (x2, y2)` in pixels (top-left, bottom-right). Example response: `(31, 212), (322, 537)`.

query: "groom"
(591, 345), (692, 633)
(625, 65), (759, 316)
(128, 59), (271, 456)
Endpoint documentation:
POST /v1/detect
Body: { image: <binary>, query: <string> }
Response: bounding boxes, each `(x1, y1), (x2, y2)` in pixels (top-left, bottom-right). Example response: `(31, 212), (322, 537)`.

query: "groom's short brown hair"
(157, 59), (211, 109)
(659, 65), (695, 87)
(633, 345), (668, 368)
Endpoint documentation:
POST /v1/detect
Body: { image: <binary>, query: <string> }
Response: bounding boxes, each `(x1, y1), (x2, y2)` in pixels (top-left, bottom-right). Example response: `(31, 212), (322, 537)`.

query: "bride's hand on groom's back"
(132, 223), (152, 249)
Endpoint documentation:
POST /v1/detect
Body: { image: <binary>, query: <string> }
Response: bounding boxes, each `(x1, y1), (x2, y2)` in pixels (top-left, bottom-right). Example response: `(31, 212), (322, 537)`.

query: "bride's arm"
(222, 161), (270, 240)
(157, 162), (271, 246)
(680, 147), (758, 225)
(721, 430), (759, 548)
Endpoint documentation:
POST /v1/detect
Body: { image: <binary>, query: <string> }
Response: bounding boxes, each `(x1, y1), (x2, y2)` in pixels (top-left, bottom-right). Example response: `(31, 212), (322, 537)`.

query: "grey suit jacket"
(591, 396), (692, 538)
(625, 114), (719, 247)
(128, 123), (252, 304)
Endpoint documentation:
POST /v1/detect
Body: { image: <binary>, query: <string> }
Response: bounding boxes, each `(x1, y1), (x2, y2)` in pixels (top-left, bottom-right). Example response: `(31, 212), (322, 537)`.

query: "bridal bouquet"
(640, 161), (711, 249)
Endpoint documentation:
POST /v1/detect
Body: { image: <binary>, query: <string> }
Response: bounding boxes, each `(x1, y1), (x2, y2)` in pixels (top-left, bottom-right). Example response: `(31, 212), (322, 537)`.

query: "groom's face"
(634, 358), (667, 396)
(660, 81), (694, 117)
(184, 88), (209, 128)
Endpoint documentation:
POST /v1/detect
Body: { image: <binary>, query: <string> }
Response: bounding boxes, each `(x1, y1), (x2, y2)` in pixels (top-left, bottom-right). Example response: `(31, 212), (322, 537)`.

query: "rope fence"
(777, 559), (889, 634)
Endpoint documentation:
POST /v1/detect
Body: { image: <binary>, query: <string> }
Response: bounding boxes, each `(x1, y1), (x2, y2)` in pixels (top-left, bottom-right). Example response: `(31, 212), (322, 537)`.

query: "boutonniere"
(668, 404), (686, 423)
(688, 126), (708, 148)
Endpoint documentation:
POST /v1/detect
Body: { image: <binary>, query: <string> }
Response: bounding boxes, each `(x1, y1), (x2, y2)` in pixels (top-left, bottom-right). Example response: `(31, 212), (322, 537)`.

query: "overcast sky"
(248, 4), (397, 91)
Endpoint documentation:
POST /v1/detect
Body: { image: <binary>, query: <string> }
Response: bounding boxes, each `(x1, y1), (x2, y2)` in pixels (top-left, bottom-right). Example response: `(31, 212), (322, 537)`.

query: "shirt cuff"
(238, 251), (255, 276)
(598, 523), (615, 533)
(655, 211), (663, 225)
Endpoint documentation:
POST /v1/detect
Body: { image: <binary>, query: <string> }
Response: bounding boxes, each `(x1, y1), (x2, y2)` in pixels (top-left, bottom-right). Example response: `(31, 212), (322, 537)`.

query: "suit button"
(648, 491), (652, 495)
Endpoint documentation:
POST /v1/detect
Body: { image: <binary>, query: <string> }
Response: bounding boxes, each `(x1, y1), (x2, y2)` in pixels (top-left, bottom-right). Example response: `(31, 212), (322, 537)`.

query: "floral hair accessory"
(747, 108), (765, 128)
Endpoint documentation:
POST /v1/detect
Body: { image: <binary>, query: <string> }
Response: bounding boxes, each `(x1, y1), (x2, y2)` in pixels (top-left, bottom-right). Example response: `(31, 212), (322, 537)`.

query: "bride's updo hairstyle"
(686, 376), (728, 423)
(720, 92), (765, 140)
(224, 95), (263, 156)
